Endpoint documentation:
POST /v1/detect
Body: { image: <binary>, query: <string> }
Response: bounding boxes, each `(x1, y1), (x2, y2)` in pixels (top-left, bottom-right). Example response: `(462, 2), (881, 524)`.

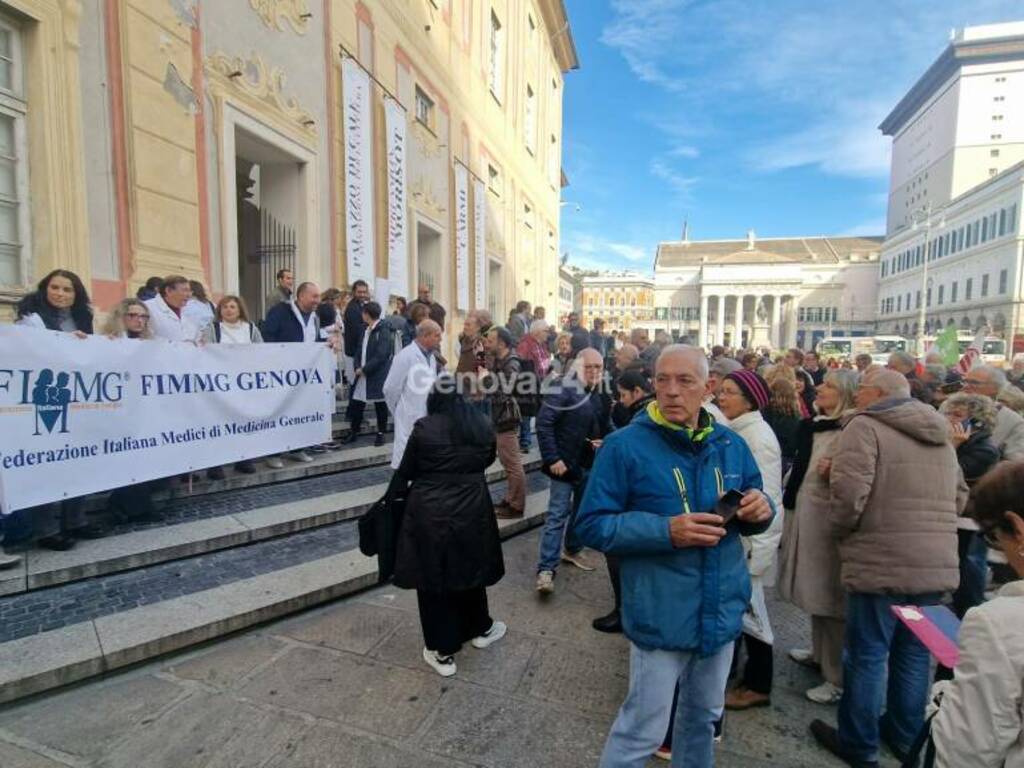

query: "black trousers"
(416, 587), (492, 656)
(740, 633), (774, 694)
(349, 400), (389, 435)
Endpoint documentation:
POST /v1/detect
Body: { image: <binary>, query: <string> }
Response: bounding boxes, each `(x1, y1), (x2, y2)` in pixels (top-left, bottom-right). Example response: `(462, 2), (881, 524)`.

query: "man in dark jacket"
(408, 284), (447, 329)
(483, 327), (526, 518)
(534, 347), (612, 593)
(345, 301), (392, 447)
(507, 300), (531, 344)
(343, 280), (370, 364)
(566, 312), (591, 353)
(262, 282), (321, 343)
(590, 318), (609, 358)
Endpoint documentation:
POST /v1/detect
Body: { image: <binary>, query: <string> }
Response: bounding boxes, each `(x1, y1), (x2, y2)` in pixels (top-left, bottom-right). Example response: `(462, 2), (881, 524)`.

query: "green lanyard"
(671, 466), (726, 514)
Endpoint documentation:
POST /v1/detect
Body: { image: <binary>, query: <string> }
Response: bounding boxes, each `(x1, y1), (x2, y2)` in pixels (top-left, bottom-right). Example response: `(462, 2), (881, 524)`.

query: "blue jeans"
(952, 530), (987, 619)
(537, 475), (584, 573)
(838, 591), (940, 762)
(599, 641), (733, 768)
(519, 417), (532, 449)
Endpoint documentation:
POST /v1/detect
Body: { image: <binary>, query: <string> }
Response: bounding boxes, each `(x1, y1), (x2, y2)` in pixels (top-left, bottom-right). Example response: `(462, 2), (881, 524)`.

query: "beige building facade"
(0, 0), (577, 335)
(579, 272), (655, 333)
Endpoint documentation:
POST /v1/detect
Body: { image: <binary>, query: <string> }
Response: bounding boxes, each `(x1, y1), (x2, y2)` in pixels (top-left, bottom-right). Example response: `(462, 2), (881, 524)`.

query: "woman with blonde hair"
(763, 374), (803, 475)
(102, 298), (153, 340)
(778, 368), (860, 705)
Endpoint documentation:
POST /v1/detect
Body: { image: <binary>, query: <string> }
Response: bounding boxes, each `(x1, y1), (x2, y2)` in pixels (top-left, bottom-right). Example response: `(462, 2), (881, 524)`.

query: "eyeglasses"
(125, 313), (150, 321)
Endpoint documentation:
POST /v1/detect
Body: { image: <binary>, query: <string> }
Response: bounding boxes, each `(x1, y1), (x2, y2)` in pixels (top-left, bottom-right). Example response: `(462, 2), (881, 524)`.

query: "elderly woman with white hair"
(778, 369), (860, 705)
(1009, 352), (1024, 390)
(938, 393), (1001, 625)
(963, 365), (1024, 461)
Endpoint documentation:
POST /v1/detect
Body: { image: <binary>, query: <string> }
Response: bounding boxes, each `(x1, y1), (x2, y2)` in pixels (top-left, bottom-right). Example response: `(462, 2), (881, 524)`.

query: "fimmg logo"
(0, 368), (125, 435)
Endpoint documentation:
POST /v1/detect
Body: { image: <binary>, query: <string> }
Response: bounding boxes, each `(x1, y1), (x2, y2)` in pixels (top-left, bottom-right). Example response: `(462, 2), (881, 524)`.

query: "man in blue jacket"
(575, 344), (774, 768)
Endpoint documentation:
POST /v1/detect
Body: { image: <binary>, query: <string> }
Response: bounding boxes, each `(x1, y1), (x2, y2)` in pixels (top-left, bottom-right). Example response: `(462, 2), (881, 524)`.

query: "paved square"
(0, 528), (900, 767)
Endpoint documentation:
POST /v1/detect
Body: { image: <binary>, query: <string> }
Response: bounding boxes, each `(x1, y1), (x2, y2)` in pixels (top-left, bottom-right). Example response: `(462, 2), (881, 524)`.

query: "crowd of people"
(2, 268), (1023, 768)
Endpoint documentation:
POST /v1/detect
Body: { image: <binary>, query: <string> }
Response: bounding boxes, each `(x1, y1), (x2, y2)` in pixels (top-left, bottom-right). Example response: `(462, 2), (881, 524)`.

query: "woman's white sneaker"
(471, 620), (507, 649)
(788, 647), (818, 668)
(806, 681), (843, 704)
(422, 647), (456, 677)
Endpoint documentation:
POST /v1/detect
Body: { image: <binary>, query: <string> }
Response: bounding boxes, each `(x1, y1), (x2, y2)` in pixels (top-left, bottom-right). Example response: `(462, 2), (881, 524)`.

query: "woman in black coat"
(392, 376), (507, 677)
(345, 301), (393, 446)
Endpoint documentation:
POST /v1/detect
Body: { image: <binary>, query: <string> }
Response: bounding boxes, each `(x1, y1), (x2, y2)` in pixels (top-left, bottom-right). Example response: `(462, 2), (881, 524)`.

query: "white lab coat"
(145, 295), (199, 342)
(383, 341), (438, 469)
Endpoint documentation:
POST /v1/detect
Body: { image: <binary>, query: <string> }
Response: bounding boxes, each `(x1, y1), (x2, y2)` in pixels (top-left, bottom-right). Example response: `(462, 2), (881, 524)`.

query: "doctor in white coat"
(383, 319), (442, 469)
(144, 275), (200, 343)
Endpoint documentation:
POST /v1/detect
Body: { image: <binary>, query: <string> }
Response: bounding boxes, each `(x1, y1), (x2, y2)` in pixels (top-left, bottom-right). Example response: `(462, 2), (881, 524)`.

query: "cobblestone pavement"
(0, 473), (548, 644)
(0, 528), (902, 768)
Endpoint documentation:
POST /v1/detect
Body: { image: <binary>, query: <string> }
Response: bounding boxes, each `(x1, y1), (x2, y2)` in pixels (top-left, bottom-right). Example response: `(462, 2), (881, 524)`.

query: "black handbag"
(357, 473), (407, 582)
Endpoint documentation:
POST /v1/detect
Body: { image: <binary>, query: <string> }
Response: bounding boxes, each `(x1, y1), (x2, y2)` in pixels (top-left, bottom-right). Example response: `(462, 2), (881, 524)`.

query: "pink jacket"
(517, 335), (551, 379)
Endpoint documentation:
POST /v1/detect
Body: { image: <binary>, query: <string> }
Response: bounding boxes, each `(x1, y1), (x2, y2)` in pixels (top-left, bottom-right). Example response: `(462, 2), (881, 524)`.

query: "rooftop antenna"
(681, 218), (690, 243)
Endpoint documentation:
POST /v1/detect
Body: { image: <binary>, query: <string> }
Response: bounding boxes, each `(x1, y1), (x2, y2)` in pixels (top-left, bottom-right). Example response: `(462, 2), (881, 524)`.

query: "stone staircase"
(0, 420), (550, 704)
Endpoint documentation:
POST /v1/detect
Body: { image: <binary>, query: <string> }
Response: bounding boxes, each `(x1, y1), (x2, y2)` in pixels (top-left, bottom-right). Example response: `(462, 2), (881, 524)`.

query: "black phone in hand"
(715, 489), (745, 525)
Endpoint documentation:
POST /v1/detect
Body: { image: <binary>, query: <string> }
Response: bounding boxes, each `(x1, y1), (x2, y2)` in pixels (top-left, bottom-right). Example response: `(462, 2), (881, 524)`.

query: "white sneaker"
(265, 456), (285, 469)
(471, 620), (507, 649)
(536, 570), (555, 594)
(422, 647), (456, 677)
(560, 550), (595, 571)
(788, 647), (817, 667)
(806, 681), (843, 704)
(290, 450), (314, 464)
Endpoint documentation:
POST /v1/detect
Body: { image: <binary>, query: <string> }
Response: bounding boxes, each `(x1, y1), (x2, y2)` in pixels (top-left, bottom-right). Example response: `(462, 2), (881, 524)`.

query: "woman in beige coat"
(777, 369), (859, 705)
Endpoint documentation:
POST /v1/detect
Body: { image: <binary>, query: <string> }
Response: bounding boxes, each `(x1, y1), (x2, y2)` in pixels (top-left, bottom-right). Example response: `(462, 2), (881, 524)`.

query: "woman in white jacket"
(929, 460), (1024, 768)
(716, 369), (784, 711)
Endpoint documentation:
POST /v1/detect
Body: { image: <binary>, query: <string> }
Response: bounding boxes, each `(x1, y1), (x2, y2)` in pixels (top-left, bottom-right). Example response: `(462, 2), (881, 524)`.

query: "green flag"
(934, 325), (960, 366)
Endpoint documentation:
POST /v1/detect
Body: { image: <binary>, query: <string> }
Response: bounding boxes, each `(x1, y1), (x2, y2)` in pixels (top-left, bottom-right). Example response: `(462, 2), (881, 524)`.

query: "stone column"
(734, 295), (744, 349)
(770, 295), (781, 349)
(788, 294), (801, 348)
(714, 295), (724, 347)
(699, 294), (709, 349)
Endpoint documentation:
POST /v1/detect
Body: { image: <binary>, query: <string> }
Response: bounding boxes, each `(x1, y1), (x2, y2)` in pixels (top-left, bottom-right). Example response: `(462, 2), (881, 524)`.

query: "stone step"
(0, 490), (550, 705)
(2, 451), (542, 595)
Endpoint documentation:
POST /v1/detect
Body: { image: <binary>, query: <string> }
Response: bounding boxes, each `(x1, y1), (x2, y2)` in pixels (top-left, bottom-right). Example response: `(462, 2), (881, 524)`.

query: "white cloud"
(837, 218), (887, 237)
(600, 0), (1024, 179)
(649, 159), (698, 199)
(668, 145), (700, 159)
(562, 231), (655, 268)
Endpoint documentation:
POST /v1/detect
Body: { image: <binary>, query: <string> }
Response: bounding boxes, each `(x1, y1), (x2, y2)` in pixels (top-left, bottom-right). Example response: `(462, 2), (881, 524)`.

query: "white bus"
(918, 333), (1008, 366)
(816, 335), (909, 364)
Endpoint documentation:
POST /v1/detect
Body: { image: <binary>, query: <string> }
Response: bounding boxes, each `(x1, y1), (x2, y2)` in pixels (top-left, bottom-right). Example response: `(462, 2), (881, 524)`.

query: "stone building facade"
(0, 0), (577, 336)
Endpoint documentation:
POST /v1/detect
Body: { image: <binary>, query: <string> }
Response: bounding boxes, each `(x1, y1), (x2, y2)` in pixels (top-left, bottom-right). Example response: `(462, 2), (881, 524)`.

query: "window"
(524, 83), (536, 154)
(927, 288), (932, 307)
(993, 114), (1004, 121)
(991, 149), (1001, 157)
(981, 274), (989, 298)
(990, 168), (998, 177)
(1000, 209), (1007, 236)
(994, 96), (1006, 102)
(487, 163), (502, 197)
(548, 134), (559, 187)
(1000, 269), (1008, 294)
(881, 261), (887, 278)
(0, 15), (27, 286)
(488, 11), (504, 100)
(798, 308), (805, 322)
(951, 281), (958, 303)
(992, 133), (1003, 140)
(915, 290), (921, 309)
(414, 86), (434, 129)
(966, 278), (973, 301)
(1009, 204), (1018, 233)
(996, 76), (1007, 83)
(982, 217), (989, 242)
(938, 285), (944, 305)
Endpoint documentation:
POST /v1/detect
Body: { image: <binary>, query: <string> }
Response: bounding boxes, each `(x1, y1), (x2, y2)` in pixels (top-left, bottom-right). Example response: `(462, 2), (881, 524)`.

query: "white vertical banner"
(342, 58), (375, 287)
(384, 98), (410, 299)
(454, 163), (470, 311)
(473, 178), (486, 308)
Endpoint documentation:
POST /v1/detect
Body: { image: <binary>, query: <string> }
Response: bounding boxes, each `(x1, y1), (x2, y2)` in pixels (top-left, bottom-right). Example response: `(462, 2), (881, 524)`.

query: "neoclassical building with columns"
(651, 233), (883, 350)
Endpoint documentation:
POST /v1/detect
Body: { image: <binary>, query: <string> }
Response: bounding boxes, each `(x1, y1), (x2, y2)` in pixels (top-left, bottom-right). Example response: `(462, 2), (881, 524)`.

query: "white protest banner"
(384, 97), (410, 299)
(0, 327), (334, 514)
(473, 177), (486, 308)
(342, 57), (375, 287)
(454, 163), (470, 311)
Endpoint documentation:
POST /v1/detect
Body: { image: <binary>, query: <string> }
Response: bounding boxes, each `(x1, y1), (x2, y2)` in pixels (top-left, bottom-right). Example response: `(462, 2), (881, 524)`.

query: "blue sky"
(559, 0), (1023, 273)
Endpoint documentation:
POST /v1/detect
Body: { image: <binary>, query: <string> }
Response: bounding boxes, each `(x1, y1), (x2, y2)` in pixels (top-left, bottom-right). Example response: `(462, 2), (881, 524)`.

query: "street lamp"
(910, 203), (945, 354)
